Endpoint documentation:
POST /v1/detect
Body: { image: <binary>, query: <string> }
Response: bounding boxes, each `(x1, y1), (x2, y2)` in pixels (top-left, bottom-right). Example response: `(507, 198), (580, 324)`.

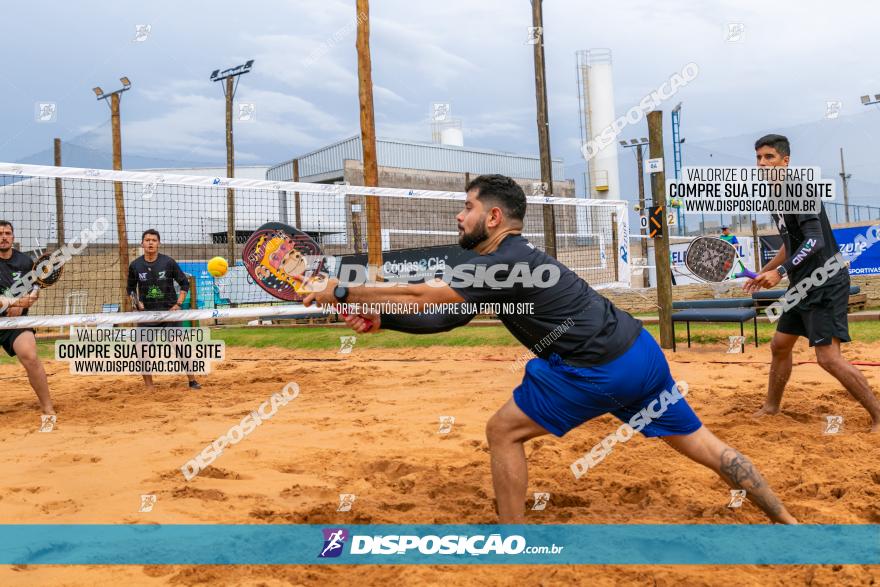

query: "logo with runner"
(318, 528), (349, 558)
(727, 489), (747, 508)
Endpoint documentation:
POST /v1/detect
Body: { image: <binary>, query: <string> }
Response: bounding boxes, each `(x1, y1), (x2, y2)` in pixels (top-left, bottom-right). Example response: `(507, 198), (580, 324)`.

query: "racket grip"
(736, 268), (759, 279)
(341, 312), (374, 331)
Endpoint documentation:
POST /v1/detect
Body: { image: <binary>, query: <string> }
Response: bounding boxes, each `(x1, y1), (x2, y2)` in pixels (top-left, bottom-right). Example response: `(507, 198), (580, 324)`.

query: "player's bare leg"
(815, 339), (880, 432)
(754, 331), (798, 418)
(142, 374), (155, 390)
(663, 426), (797, 524)
(485, 398), (550, 523)
(13, 331), (55, 415)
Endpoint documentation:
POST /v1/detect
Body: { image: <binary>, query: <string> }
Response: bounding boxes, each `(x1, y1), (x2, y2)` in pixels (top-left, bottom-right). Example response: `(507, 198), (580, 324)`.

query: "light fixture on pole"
(211, 60), (255, 263)
(92, 76), (132, 310)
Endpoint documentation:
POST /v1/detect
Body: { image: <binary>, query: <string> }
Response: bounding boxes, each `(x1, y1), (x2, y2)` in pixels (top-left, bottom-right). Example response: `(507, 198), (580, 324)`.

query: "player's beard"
(458, 219), (489, 250)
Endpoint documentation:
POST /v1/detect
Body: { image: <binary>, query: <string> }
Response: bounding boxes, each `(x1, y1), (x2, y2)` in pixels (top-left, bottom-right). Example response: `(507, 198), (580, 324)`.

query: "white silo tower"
(576, 49), (621, 200)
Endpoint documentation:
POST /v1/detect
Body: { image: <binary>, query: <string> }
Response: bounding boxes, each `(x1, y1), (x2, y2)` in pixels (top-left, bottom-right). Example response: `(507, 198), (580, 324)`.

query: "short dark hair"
(754, 134), (790, 157)
(0, 220), (12, 232)
(464, 174), (527, 221)
(141, 228), (160, 242)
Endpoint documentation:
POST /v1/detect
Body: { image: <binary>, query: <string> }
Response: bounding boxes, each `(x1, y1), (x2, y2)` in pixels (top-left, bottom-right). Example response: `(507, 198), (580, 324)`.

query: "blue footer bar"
(1, 525), (877, 565)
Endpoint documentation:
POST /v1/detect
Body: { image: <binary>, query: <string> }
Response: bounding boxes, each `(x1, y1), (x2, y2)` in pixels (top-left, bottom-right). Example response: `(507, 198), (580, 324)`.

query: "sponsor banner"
(338, 244), (474, 283)
(759, 235), (783, 267)
(833, 225), (880, 276)
(759, 226), (880, 276)
(0, 525), (876, 565)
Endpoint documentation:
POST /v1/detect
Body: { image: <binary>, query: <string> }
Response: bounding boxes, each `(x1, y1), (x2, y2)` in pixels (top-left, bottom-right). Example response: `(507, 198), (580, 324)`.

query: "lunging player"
(300, 175), (798, 524)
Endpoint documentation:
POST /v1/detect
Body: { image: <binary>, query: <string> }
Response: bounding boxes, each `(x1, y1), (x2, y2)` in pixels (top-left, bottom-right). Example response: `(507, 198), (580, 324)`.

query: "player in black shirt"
(0, 220), (55, 415)
(127, 229), (201, 390)
(300, 175), (795, 524)
(746, 135), (880, 431)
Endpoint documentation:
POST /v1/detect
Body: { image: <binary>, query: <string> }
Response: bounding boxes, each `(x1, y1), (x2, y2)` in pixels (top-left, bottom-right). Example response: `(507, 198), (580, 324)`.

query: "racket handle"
(341, 312), (374, 330)
(736, 268), (759, 279)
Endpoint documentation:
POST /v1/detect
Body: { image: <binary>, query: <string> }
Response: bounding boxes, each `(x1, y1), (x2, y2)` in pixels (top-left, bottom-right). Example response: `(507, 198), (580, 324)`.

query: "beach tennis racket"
(241, 222), (373, 327)
(32, 251), (64, 288)
(685, 237), (757, 283)
(241, 222), (327, 302)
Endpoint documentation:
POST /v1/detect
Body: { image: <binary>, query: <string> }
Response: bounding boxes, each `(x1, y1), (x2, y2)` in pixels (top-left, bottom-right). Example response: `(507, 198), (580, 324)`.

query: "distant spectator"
(720, 226), (739, 245)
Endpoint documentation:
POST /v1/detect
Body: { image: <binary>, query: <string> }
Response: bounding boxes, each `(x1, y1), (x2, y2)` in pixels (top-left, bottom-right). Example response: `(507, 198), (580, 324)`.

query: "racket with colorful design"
(241, 222), (327, 302)
(685, 236), (758, 283)
(32, 251), (64, 289)
(241, 222), (373, 327)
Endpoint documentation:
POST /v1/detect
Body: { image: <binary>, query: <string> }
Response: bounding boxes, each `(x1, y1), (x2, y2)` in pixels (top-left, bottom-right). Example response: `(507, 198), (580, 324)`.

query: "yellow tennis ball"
(207, 257), (228, 277)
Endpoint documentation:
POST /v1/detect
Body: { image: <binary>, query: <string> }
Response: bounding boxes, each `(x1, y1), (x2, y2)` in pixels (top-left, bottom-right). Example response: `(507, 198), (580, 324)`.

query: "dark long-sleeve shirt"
(772, 205), (847, 289)
(127, 253), (189, 311)
(380, 234), (642, 367)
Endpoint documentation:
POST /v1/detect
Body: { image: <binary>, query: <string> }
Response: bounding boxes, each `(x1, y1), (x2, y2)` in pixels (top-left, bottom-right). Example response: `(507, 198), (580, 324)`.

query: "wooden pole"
(53, 138), (65, 246)
(356, 0), (383, 269)
(647, 111), (673, 349)
(531, 0), (557, 258)
(225, 76), (236, 265)
(293, 158), (303, 229)
(110, 93), (131, 311)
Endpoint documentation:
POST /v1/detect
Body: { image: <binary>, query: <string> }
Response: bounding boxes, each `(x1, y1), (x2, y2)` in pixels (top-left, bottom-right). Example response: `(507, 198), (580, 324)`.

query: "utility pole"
(93, 78), (132, 310)
(53, 138), (64, 246)
(647, 111), (673, 349)
(530, 0), (557, 258)
(356, 0), (383, 270)
(211, 60), (254, 264)
(620, 138), (649, 287)
(839, 147), (851, 223)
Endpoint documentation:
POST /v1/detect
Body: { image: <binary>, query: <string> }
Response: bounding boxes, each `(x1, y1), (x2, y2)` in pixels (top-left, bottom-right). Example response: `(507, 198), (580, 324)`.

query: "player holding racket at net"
(0, 220), (56, 416)
(744, 134), (880, 432)
(299, 174), (796, 524)
(127, 229), (201, 391)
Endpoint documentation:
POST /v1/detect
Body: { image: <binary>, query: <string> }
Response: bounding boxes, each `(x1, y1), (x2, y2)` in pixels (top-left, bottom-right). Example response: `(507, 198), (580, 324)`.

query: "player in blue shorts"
(301, 175), (797, 524)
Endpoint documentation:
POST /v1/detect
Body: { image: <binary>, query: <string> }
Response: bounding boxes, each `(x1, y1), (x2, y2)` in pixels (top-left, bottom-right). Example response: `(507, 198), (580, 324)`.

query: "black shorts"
(776, 280), (851, 346)
(0, 328), (35, 357)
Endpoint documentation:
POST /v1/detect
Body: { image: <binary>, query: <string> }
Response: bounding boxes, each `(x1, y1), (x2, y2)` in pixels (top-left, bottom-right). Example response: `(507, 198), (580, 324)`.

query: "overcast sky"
(3, 0), (880, 200)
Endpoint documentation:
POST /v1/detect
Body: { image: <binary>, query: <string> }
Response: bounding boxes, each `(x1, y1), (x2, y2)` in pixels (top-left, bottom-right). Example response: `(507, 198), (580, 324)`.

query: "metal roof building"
(266, 135), (568, 184)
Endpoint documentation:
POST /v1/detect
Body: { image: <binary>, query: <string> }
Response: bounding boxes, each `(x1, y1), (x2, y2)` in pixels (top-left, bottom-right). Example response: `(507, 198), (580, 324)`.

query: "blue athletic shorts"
(513, 328), (702, 438)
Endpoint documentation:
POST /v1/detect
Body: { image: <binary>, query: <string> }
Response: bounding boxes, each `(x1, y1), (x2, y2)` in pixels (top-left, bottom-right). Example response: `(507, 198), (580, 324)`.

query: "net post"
(110, 92), (131, 312)
(356, 0), (384, 271)
(53, 138), (65, 247)
(225, 76), (236, 267)
(648, 110), (673, 349)
(531, 0), (557, 259)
